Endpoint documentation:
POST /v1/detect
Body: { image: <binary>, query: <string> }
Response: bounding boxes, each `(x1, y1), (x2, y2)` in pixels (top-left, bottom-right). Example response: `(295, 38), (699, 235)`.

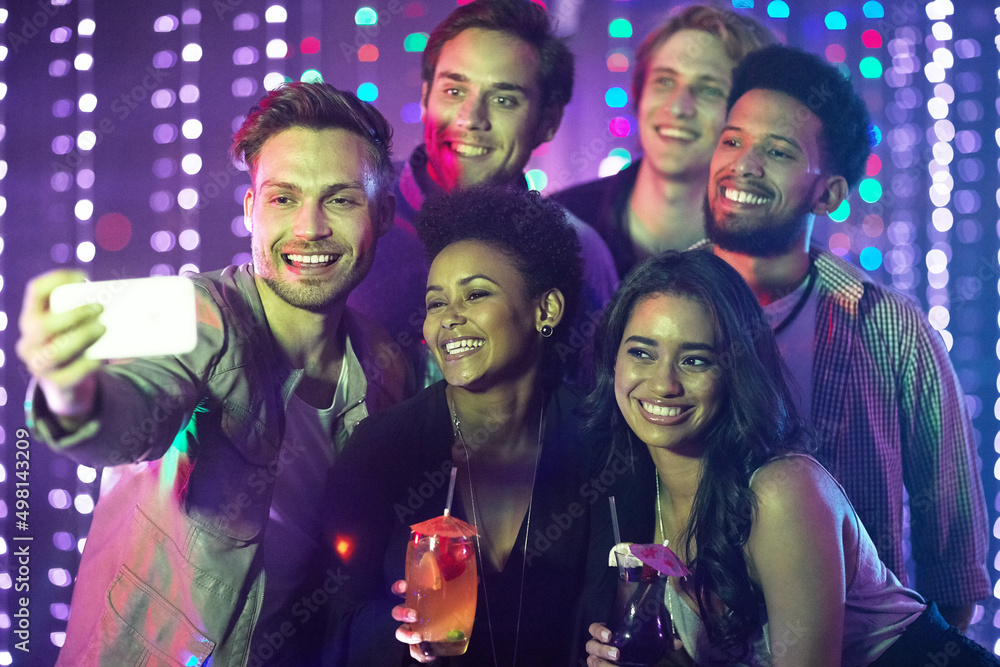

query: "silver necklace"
(450, 398), (544, 667)
(656, 471), (666, 545)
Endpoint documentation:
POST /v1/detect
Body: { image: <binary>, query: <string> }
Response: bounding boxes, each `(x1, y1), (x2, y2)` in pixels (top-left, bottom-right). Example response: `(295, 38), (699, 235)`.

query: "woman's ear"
(535, 288), (566, 332)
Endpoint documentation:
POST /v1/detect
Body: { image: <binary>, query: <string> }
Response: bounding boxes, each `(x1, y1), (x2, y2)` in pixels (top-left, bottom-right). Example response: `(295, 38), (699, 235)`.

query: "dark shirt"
(323, 381), (651, 666)
(551, 161), (642, 280)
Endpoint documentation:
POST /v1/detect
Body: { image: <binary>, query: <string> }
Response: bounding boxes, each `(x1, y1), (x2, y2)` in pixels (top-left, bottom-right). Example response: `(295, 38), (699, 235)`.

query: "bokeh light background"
(0, 0), (998, 662)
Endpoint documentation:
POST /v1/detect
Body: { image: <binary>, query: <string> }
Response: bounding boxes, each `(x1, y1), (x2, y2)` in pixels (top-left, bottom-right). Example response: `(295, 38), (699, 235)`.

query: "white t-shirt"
(256, 336), (358, 626)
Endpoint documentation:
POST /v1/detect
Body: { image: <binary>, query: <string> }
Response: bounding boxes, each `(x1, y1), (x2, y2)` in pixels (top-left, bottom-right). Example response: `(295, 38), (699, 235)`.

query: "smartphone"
(50, 276), (198, 359)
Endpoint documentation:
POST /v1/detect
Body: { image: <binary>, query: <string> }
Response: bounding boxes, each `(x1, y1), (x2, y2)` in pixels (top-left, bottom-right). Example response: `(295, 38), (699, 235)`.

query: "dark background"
(1, 0), (998, 663)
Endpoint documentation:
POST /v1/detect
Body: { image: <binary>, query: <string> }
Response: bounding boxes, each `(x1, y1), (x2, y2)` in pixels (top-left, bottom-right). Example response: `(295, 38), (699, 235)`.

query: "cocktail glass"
(405, 514), (478, 657)
(608, 550), (671, 666)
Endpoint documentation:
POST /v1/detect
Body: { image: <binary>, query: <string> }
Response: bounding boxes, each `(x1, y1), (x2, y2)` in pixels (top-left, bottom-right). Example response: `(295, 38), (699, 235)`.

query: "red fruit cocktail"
(405, 515), (478, 656)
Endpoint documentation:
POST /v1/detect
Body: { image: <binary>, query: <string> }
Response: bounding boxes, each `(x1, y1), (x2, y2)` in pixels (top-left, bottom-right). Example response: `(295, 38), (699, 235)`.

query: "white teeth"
(445, 339), (484, 354)
(451, 144), (489, 157)
(640, 401), (683, 417)
(723, 188), (770, 205)
(287, 254), (334, 265)
(658, 127), (697, 141)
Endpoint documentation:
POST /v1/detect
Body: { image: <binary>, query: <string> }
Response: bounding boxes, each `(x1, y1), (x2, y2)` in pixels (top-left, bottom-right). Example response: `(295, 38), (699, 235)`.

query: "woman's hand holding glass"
(586, 623), (693, 667)
(390, 579), (437, 663)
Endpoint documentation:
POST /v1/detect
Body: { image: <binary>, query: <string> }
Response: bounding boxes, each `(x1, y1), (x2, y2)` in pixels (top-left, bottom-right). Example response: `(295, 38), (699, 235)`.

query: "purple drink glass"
(608, 552), (672, 666)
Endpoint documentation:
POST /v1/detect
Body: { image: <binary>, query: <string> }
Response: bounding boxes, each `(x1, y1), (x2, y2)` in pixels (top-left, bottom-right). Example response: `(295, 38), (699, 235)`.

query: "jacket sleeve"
(896, 299), (990, 604)
(26, 284), (226, 468)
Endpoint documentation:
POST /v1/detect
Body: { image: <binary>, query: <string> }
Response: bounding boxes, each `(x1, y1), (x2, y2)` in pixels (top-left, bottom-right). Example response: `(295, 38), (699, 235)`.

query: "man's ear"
(419, 81), (429, 124)
(376, 192), (396, 237)
(535, 288), (566, 331)
(534, 104), (564, 147)
(242, 187), (254, 233)
(812, 175), (848, 216)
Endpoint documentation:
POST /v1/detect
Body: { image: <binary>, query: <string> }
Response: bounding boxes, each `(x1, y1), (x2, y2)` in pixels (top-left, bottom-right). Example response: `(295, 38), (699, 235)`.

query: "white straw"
(609, 496), (622, 546)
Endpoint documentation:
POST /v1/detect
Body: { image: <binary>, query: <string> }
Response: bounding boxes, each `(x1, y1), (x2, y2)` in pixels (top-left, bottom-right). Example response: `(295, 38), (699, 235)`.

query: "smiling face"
(706, 88), (847, 256)
(421, 28), (560, 191)
(245, 126), (390, 312)
(615, 293), (724, 455)
(424, 240), (545, 391)
(637, 30), (734, 182)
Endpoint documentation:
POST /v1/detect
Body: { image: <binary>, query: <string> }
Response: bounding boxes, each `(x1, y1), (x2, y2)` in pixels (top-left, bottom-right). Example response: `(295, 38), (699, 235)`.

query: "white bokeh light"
(265, 5), (288, 22)
(76, 241), (96, 263)
(182, 119), (203, 139)
(74, 200), (94, 221)
(181, 43), (203, 62)
(266, 39), (288, 59)
(74, 53), (94, 70)
(181, 154), (203, 175)
(78, 93), (97, 113)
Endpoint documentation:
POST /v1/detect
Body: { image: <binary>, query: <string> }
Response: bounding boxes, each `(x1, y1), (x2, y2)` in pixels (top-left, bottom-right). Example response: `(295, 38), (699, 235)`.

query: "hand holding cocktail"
(392, 468), (479, 661)
(587, 499), (692, 666)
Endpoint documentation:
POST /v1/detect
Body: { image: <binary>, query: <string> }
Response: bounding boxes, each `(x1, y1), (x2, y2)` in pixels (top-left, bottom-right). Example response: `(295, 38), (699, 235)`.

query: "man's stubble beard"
(252, 243), (371, 313)
(703, 196), (812, 258)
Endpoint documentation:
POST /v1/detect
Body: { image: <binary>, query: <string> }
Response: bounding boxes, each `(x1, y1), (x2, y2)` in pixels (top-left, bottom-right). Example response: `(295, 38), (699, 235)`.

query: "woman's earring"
(540, 324), (553, 338)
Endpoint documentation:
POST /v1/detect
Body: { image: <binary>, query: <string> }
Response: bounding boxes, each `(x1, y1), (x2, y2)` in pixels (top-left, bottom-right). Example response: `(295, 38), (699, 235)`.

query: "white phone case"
(50, 276), (198, 359)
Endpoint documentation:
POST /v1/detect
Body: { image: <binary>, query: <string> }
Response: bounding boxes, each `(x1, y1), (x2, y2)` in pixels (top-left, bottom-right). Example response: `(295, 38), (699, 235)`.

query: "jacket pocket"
(88, 566), (215, 666)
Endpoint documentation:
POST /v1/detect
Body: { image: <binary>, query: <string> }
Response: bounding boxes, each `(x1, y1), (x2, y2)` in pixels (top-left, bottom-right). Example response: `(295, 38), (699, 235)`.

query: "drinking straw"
(609, 496), (622, 546)
(443, 466), (458, 517)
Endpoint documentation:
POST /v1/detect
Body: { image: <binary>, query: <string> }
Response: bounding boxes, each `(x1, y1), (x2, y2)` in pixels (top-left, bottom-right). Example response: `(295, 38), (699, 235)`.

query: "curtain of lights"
(0, 1), (996, 663)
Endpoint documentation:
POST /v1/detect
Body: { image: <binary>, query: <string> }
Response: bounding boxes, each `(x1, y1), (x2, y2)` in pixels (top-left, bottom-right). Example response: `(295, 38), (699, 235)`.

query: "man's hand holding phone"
(17, 271), (197, 431)
(17, 270), (106, 426)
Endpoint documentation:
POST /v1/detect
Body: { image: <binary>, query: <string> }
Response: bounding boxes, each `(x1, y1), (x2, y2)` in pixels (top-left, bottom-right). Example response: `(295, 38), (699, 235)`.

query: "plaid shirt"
(809, 248), (989, 605)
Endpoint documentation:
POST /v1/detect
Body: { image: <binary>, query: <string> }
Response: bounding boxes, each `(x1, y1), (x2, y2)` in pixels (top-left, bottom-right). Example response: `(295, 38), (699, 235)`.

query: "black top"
(551, 161), (642, 281)
(322, 381), (653, 666)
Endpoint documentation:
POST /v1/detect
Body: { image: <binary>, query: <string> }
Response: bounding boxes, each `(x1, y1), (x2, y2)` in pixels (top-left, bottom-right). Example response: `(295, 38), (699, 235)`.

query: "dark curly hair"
(727, 45), (872, 188)
(422, 0), (573, 110)
(232, 82), (394, 196)
(416, 184), (583, 380)
(583, 249), (807, 660)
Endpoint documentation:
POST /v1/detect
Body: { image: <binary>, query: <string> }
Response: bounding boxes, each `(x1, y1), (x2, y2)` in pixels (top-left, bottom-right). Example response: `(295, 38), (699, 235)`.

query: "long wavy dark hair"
(583, 250), (807, 658)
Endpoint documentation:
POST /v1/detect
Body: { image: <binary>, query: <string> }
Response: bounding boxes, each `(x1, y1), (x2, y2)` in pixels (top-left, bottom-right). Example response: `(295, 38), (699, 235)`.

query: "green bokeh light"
(404, 32), (428, 53)
(829, 199), (850, 222)
(858, 178), (882, 203)
(301, 69), (323, 83)
(355, 7), (378, 25)
(608, 18), (633, 39)
(859, 56), (883, 79)
(525, 169), (548, 191)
